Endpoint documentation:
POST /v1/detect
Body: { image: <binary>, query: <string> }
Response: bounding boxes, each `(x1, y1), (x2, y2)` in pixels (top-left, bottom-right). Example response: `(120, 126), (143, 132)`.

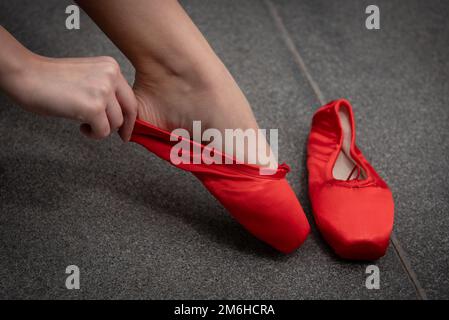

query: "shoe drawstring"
(346, 164), (361, 181)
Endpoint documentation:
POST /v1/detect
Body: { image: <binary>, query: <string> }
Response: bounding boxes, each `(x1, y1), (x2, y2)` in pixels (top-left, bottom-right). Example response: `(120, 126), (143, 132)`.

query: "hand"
(6, 55), (137, 141)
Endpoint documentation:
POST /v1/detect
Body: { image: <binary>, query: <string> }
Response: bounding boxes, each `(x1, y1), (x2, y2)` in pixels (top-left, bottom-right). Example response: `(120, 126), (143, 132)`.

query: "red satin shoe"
(307, 99), (394, 260)
(131, 119), (310, 253)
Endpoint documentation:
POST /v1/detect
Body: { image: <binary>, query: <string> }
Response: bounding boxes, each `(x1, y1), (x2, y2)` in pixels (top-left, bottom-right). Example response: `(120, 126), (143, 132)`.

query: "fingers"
(81, 95), (126, 140)
(80, 111), (111, 140)
(106, 95), (124, 133)
(115, 71), (137, 142)
(78, 57), (137, 141)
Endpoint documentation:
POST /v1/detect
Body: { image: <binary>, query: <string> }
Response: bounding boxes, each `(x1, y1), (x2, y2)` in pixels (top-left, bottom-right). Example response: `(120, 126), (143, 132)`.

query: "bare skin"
(77, 0), (270, 162)
(1, 1), (273, 164)
(0, 26), (137, 141)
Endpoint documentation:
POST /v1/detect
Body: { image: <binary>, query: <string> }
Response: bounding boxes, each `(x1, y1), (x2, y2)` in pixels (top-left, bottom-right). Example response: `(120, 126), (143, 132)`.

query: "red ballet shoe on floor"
(131, 119), (310, 253)
(307, 99), (394, 260)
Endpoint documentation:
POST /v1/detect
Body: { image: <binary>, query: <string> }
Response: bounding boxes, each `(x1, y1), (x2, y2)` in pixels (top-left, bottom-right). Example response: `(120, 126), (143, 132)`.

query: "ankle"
(134, 51), (231, 92)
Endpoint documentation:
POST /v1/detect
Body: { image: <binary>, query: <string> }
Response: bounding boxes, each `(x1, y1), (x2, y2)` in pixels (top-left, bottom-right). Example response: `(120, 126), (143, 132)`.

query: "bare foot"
(77, 0), (273, 166)
(133, 64), (259, 134)
(132, 61), (274, 166)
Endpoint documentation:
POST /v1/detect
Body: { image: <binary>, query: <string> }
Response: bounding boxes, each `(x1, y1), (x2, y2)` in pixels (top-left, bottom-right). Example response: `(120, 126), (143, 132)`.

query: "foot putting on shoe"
(77, 0), (310, 253)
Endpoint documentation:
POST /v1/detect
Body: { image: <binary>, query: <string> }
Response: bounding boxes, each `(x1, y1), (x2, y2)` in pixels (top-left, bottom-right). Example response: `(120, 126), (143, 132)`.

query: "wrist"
(0, 49), (37, 89)
(12, 51), (40, 78)
(0, 51), (46, 109)
(0, 26), (48, 99)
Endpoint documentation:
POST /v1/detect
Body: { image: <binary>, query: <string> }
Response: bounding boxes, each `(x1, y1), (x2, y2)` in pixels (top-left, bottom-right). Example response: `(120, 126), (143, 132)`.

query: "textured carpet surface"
(0, 0), (446, 299)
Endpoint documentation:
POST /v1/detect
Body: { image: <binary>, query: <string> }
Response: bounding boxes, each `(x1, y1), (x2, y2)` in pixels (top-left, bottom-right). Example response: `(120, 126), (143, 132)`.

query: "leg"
(77, 0), (260, 137)
(76, 1), (310, 252)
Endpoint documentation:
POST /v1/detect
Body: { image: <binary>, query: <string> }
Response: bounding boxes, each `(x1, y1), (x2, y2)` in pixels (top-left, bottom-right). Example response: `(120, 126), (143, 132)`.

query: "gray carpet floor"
(0, 0), (447, 299)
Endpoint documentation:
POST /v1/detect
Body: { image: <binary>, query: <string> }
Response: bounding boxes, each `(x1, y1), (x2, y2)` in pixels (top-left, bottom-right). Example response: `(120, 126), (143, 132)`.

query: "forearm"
(0, 26), (36, 92)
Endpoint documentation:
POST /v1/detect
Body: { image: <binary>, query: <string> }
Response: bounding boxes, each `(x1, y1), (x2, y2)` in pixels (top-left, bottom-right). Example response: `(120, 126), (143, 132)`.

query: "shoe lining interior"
(332, 106), (367, 180)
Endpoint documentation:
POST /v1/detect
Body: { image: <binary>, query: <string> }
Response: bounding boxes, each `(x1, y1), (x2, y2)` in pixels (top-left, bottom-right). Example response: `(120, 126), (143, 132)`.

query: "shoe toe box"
(204, 176), (310, 254)
(312, 184), (394, 260)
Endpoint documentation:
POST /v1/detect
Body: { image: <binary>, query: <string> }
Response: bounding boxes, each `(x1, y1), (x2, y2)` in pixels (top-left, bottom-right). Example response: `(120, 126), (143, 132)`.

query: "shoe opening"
(332, 105), (367, 181)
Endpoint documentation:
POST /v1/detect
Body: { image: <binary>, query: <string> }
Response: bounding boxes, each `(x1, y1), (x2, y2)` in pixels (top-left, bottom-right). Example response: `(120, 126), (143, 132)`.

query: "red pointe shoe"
(307, 99), (394, 260)
(131, 119), (310, 253)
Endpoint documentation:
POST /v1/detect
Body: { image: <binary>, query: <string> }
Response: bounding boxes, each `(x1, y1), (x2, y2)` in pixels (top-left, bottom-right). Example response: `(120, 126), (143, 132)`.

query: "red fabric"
(131, 119), (310, 253)
(307, 99), (394, 260)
